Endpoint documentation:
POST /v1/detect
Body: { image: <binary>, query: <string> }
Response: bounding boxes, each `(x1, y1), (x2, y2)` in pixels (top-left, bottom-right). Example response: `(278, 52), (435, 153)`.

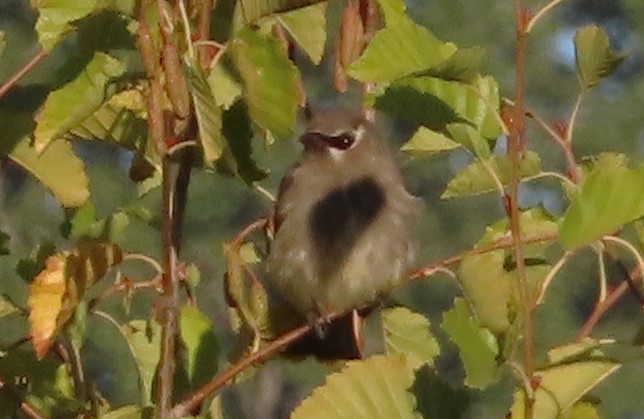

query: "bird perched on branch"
(267, 107), (422, 359)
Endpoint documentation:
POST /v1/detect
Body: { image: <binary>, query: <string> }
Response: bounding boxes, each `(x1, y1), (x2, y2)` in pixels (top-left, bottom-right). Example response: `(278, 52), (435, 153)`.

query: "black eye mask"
(300, 131), (356, 151)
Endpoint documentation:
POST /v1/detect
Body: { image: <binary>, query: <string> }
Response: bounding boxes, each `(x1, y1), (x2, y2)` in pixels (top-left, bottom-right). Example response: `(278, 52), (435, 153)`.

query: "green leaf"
(574, 25), (625, 90)
(70, 89), (151, 161)
(239, 0), (323, 23)
(208, 63), (242, 110)
(124, 320), (161, 406)
(559, 164), (644, 249)
(0, 31), (5, 58)
(563, 402), (600, 419)
(34, 52), (126, 153)
(187, 61), (226, 166)
(458, 251), (512, 334)
(292, 354), (419, 419)
(423, 46), (487, 82)
(32, 0), (135, 51)
(179, 306), (219, 388)
(218, 100), (268, 184)
(442, 151), (541, 199)
(102, 406), (143, 419)
(382, 307), (440, 370)
(510, 358), (619, 418)
(8, 134), (90, 208)
(277, 3), (327, 64)
(348, 0), (456, 83)
(446, 122), (491, 158)
(400, 127), (461, 156)
(232, 28), (300, 139)
(441, 298), (498, 389)
(0, 295), (20, 319)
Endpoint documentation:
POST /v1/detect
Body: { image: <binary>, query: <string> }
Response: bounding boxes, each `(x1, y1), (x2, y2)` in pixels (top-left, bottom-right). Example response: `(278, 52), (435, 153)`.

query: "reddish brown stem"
(0, 50), (48, 100)
(576, 265), (642, 341)
(0, 377), (47, 419)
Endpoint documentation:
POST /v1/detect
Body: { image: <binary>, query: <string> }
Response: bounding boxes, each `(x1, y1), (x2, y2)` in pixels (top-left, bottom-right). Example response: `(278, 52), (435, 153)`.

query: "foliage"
(0, 0), (642, 418)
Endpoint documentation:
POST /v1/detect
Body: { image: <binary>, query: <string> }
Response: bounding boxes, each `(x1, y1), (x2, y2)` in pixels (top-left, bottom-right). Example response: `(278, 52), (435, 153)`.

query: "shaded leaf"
(382, 307), (440, 370)
(239, 0), (322, 23)
(292, 354), (419, 419)
(34, 52), (126, 153)
(559, 164), (644, 249)
(232, 27), (300, 138)
(574, 25), (625, 90)
(187, 60), (226, 166)
(277, 2), (327, 64)
(27, 241), (123, 359)
(349, 0), (456, 83)
(0, 295), (20, 319)
(400, 127), (461, 156)
(441, 298), (498, 389)
(0, 31), (5, 58)
(442, 151), (541, 199)
(179, 306), (219, 388)
(218, 100), (268, 184)
(124, 320), (161, 406)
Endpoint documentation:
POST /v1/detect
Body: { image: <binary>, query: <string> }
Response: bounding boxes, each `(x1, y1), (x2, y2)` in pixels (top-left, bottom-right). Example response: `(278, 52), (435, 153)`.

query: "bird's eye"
(326, 132), (355, 150)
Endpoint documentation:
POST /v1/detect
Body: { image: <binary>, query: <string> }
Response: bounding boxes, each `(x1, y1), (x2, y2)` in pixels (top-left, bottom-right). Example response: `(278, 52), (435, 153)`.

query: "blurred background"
(0, 0), (643, 417)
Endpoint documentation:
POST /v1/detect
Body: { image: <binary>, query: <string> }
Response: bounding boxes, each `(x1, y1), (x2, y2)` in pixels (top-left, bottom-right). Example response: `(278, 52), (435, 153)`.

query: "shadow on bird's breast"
(308, 177), (385, 279)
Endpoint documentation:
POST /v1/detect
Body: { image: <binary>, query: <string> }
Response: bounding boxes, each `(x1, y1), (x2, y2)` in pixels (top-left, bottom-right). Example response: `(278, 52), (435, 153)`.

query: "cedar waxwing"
(267, 108), (422, 358)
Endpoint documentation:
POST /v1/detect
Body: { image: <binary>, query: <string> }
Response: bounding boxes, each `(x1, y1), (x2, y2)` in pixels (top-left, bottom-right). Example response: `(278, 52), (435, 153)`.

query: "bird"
(266, 107), (422, 358)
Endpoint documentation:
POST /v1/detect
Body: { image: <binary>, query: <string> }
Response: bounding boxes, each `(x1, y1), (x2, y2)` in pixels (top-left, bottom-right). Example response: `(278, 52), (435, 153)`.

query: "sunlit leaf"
(70, 89), (152, 163)
(442, 151), (541, 199)
(0, 295), (20, 319)
(34, 52), (126, 153)
(446, 122), (491, 158)
(277, 2), (327, 64)
(424, 46), (487, 82)
(31, 0), (135, 50)
(239, 0), (323, 23)
(559, 164), (644, 249)
(382, 307), (440, 370)
(0, 31), (5, 58)
(292, 354), (419, 419)
(208, 62), (242, 110)
(179, 306), (219, 388)
(6, 124), (90, 207)
(186, 60), (226, 166)
(102, 406), (143, 419)
(574, 25), (625, 90)
(232, 27), (300, 138)
(441, 298), (499, 389)
(400, 127), (461, 156)
(124, 320), (161, 406)
(563, 402), (600, 419)
(27, 241), (123, 359)
(349, 0), (456, 83)
(458, 251), (512, 334)
(510, 354), (619, 418)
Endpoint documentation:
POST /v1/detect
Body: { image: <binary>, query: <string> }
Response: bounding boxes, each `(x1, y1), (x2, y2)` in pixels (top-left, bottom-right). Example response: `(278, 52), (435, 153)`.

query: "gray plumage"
(267, 108), (422, 319)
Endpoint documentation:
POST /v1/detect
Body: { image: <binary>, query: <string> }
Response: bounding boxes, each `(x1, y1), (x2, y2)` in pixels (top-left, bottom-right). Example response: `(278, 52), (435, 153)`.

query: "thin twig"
(575, 267), (641, 341)
(526, 0), (568, 34)
(410, 231), (558, 280)
(0, 50), (48, 100)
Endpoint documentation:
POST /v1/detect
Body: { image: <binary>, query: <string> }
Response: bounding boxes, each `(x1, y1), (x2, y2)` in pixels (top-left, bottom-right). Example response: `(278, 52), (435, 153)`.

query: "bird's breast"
(308, 176), (386, 279)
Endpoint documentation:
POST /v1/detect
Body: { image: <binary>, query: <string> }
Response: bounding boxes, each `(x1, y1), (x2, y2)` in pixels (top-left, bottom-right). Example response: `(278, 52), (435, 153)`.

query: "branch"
(575, 265), (642, 341)
(0, 50), (48, 100)
(409, 231), (558, 280)
(169, 320), (317, 418)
